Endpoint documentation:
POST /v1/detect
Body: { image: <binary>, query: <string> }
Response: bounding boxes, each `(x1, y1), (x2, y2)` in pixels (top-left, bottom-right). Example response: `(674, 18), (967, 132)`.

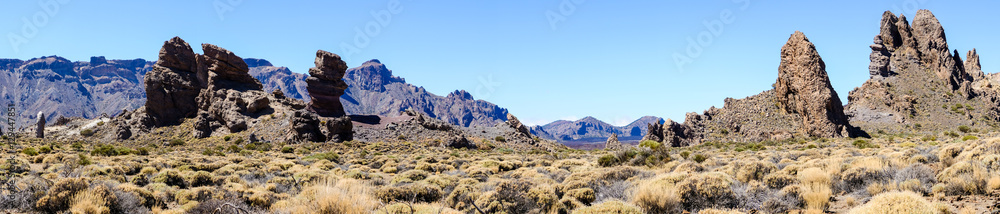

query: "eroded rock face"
(144, 37), (203, 126)
(306, 50), (349, 117)
(138, 37), (275, 138)
(912, 10), (970, 90)
(775, 31), (852, 138)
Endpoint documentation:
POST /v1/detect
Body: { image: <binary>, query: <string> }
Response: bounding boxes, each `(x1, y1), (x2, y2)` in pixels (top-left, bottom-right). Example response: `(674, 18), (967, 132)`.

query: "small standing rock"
(36, 112), (45, 138)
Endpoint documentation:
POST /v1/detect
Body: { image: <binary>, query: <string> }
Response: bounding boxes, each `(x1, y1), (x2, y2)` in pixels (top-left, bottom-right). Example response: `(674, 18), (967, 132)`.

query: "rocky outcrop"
(326, 116), (353, 142)
(506, 113), (530, 137)
(965, 49), (983, 79)
(306, 50), (349, 117)
(144, 37), (203, 126)
(289, 110), (325, 142)
(605, 133), (622, 150)
(640, 122), (663, 142)
(36, 112), (45, 138)
(847, 10), (998, 133)
(775, 31), (852, 138)
(640, 31), (862, 146)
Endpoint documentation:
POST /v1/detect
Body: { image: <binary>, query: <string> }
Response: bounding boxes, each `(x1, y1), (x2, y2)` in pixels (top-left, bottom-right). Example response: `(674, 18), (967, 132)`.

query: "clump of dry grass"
(571, 199), (644, 214)
(35, 177), (90, 212)
(69, 189), (111, 214)
(935, 161), (989, 195)
(271, 178), (379, 214)
(675, 172), (735, 211)
(848, 191), (938, 214)
(631, 173), (682, 213)
(798, 167), (832, 212)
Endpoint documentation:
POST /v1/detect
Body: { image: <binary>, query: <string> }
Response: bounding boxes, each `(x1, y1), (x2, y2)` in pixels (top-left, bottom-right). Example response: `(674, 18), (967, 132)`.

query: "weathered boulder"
(774, 31), (852, 138)
(325, 116), (353, 142)
(306, 50), (349, 117)
(289, 110), (325, 142)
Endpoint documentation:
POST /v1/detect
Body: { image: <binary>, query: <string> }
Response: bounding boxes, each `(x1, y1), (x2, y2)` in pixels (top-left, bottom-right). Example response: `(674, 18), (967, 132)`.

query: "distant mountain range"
(529, 116), (663, 147)
(0, 56), (150, 129)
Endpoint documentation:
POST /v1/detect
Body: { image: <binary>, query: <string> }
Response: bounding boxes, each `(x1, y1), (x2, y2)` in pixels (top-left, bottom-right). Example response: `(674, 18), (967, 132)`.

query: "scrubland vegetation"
(2, 130), (999, 213)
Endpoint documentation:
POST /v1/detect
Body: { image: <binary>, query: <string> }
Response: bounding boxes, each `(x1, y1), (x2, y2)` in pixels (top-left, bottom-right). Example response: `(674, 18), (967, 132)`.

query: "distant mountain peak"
(244, 58), (273, 67)
(447, 90), (474, 100)
(363, 59), (382, 65)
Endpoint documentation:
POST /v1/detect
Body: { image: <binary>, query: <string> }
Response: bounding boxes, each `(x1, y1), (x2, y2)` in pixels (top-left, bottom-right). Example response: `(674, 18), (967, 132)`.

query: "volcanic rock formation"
(642, 31), (861, 146)
(775, 31), (853, 138)
(847, 10), (1000, 133)
(306, 50), (349, 117)
(605, 133), (622, 150)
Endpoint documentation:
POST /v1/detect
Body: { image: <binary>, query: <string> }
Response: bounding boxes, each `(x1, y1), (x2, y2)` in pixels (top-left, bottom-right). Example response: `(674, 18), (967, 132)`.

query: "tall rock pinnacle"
(306, 50), (349, 117)
(775, 31), (852, 138)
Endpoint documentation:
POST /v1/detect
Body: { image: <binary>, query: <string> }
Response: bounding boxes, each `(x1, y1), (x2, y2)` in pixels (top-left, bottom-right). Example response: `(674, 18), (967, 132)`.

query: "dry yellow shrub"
(69, 189), (110, 214)
(848, 191), (938, 214)
(271, 178), (378, 214)
(798, 167), (832, 211)
(698, 208), (747, 214)
(988, 176), (1000, 191)
(571, 200), (643, 214)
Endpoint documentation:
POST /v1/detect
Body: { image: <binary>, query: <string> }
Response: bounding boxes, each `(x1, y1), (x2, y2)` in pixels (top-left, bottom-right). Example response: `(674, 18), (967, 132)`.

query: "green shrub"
(201, 148), (223, 156)
(136, 147), (150, 155)
(305, 151), (340, 163)
(233, 137), (244, 145)
(945, 131), (960, 138)
(962, 135), (978, 141)
(281, 146), (294, 153)
(598, 154), (618, 167)
(920, 135), (936, 142)
(807, 144), (818, 149)
(77, 154), (93, 166)
(223, 135), (232, 141)
(71, 141), (85, 151)
(693, 154), (707, 163)
(494, 136), (506, 142)
(91, 144), (119, 156)
(639, 140), (661, 150)
(227, 145), (241, 153)
(38, 145), (52, 154)
(168, 139), (185, 146)
(21, 147), (38, 156)
(853, 139), (878, 149)
(78, 129), (95, 137)
(958, 125), (971, 133)
(680, 151), (691, 159)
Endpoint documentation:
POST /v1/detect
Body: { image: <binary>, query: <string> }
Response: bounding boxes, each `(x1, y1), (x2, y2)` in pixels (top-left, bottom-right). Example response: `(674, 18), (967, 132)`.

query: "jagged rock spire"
(775, 31), (852, 138)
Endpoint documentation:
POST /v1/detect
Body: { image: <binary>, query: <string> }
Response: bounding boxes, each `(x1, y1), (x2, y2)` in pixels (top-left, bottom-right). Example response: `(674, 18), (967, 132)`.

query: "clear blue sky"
(2, 1), (997, 126)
